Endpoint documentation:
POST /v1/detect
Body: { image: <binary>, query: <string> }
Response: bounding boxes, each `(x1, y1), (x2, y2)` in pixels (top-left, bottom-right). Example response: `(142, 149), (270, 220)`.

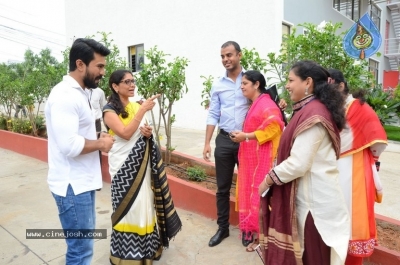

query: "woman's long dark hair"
(290, 60), (346, 130)
(327, 68), (366, 104)
(108, 69), (132, 118)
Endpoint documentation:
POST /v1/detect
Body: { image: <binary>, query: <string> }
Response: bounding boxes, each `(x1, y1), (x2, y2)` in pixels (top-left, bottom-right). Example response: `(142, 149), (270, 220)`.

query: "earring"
(305, 87), (308, 95)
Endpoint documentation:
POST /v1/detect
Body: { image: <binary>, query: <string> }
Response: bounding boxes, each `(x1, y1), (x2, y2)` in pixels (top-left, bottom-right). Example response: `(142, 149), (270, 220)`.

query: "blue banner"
(343, 13), (382, 59)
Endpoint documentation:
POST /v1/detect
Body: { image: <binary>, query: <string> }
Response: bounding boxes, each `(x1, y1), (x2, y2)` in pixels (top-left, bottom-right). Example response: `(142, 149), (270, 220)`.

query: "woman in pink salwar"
(230, 70), (285, 252)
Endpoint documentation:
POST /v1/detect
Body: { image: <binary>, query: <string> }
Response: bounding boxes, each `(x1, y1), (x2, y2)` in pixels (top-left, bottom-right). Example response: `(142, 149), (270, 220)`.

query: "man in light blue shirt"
(203, 41), (249, 247)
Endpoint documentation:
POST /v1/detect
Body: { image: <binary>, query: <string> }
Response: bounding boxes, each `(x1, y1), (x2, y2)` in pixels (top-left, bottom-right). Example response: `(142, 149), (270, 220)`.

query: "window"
(370, 3), (381, 30)
(333, 0), (360, 21)
(369, 59), (379, 85)
(282, 23), (291, 41)
(128, 44), (144, 72)
(385, 20), (389, 53)
(281, 23), (292, 71)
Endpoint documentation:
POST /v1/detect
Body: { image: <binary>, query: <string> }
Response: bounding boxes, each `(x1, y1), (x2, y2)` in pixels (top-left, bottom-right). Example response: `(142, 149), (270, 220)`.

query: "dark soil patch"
(165, 162), (236, 197)
(377, 224), (400, 252)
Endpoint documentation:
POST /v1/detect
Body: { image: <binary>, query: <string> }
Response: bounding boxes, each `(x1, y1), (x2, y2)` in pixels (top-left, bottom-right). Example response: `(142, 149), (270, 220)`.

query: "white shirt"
(45, 75), (102, 196)
(86, 88), (107, 120)
(273, 124), (350, 265)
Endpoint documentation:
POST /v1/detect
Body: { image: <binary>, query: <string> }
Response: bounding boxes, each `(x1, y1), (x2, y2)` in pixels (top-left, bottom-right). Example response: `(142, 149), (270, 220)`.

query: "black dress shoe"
(242, 231), (253, 247)
(208, 228), (229, 247)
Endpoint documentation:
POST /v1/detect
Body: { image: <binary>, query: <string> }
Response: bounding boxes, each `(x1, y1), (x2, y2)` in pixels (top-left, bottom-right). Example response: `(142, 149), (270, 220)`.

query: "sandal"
(245, 238), (259, 252)
(242, 231), (253, 247)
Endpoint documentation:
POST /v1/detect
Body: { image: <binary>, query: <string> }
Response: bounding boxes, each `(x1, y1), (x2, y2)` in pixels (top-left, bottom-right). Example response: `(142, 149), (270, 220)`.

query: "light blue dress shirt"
(206, 69), (249, 132)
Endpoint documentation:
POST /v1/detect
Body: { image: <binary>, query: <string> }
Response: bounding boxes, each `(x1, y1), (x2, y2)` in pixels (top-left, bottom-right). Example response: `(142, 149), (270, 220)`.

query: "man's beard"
(83, 70), (102, 89)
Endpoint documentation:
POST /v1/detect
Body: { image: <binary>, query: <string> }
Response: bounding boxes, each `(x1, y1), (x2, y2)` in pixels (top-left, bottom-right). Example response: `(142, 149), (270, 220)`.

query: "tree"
(265, 22), (374, 107)
(135, 46), (189, 163)
(96, 32), (127, 96)
(240, 47), (268, 72)
(16, 49), (65, 135)
(0, 32), (128, 136)
(0, 63), (19, 119)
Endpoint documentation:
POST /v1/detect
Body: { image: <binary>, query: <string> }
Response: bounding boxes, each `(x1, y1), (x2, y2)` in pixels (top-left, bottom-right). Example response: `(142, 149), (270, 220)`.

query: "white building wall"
(65, 0), (283, 130)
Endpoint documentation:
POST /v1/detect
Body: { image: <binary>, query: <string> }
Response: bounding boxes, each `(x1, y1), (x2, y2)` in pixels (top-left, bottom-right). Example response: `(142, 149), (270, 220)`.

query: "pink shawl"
(237, 93), (284, 236)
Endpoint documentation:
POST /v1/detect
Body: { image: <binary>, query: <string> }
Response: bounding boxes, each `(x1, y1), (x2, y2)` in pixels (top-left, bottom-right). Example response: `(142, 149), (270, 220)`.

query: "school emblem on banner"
(343, 13), (382, 60)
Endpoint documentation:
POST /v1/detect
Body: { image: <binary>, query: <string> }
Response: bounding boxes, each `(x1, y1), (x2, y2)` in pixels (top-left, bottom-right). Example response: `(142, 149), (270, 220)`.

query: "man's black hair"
(69, 38), (110, 72)
(221, 41), (241, 53)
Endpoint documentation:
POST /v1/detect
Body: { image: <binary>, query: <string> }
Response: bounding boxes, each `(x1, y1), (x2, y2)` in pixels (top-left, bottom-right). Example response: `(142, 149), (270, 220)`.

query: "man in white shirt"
(45, 38), (114, 265)
(87, 87), (107, 132)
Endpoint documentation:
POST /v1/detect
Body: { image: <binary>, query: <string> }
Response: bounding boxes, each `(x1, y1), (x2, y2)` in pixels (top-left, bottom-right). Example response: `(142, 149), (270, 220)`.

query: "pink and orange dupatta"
(237, 93), (284, 238)
(340, 98), (387, 259)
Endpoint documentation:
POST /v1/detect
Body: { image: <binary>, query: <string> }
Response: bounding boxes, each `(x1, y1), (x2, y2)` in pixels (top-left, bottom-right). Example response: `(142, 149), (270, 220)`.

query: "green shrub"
(186, 166), (207, 182)
(365, 86), (400, 125)
(34, 115), (46, 130)
(393, 87), (400, 117)
(384, 125), (400, 142)
(11, 118), (32, 134)
(0, 113), (7, 130)
(200, 75), (213, 109)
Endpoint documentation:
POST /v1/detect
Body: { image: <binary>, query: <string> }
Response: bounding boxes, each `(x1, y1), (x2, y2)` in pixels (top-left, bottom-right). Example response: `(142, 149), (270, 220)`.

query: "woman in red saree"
(328, 69), (387, 265)
(230, 70), (285, 252)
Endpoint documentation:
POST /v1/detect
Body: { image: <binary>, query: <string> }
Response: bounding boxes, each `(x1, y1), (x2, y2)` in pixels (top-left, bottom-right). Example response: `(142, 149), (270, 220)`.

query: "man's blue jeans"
(52, 185), (96, 265)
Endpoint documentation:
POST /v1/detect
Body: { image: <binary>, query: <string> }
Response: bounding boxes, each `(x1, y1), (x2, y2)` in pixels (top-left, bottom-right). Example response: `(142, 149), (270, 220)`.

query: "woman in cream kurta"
(273, 123), (350, 264)
(259, 60), (350, 265)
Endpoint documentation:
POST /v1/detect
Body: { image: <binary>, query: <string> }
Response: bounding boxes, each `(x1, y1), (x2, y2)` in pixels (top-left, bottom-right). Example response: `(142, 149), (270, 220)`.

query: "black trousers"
(214, 132), (239, 229)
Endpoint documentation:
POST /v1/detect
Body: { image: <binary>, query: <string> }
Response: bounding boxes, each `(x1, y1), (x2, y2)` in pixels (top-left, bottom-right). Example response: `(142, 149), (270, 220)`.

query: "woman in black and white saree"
(103, 70), (182, 265)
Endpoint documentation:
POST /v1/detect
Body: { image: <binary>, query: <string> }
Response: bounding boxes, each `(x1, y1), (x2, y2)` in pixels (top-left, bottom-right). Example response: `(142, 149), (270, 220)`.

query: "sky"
(0, 0), (66, 64)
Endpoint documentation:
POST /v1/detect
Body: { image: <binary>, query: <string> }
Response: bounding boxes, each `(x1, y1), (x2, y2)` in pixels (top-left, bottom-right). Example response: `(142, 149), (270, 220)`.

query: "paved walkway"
(0, 148), (261, 265)
(1, 127), (399, 264)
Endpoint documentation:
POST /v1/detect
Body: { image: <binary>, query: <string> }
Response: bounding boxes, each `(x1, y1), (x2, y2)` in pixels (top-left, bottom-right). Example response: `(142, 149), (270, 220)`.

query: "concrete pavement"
(0, 126), (399, 264)
(0, 146), (262, 265)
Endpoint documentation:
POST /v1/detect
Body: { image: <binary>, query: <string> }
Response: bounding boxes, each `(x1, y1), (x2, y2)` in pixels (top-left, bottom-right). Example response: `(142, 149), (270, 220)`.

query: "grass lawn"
(384, 125), (400, 142)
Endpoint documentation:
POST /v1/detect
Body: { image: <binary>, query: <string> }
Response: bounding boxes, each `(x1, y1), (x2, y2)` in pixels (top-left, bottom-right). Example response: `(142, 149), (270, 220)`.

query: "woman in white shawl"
(103, 70), (181, 265)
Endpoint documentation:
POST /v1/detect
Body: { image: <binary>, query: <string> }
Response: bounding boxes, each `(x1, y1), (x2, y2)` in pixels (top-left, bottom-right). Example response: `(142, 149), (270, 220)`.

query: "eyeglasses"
(120, 79), (136, 85)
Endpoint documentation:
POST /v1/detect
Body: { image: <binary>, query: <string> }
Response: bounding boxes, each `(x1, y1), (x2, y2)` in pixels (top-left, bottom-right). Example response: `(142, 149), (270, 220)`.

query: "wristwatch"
(245, 133), (249, 142)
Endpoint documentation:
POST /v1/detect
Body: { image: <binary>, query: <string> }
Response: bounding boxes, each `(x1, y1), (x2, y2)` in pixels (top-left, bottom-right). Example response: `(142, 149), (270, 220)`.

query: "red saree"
(338, 98), (387, 263)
